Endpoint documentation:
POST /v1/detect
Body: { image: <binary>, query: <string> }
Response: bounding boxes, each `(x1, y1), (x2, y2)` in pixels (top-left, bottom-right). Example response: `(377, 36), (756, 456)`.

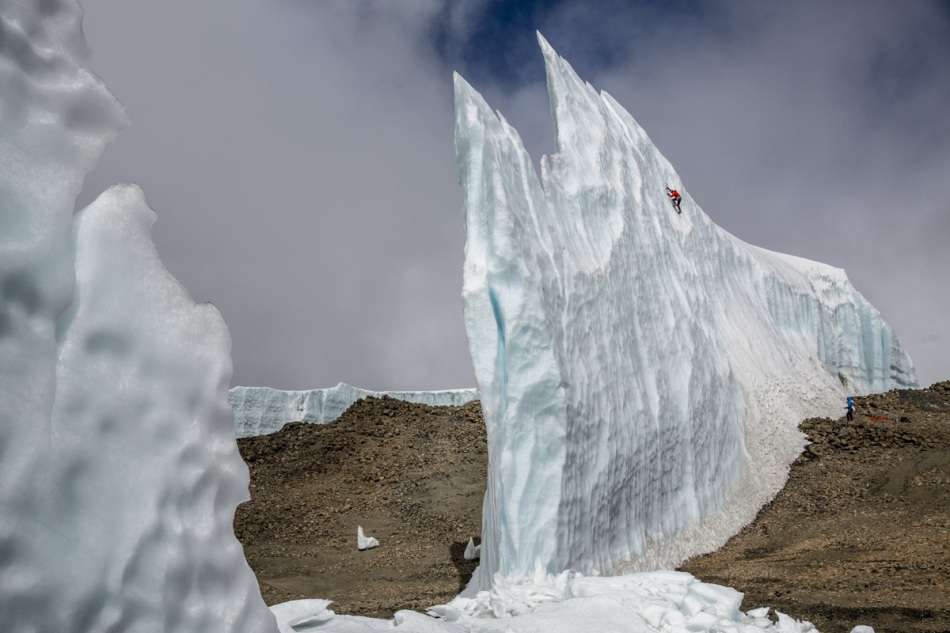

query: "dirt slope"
(234, 383), (950, 631)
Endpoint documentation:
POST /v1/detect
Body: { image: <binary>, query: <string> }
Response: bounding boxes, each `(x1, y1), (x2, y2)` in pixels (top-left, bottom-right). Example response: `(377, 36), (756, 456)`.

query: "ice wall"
(230, 384), (477, 437)
(0, 2), (276, 631)
(454, 34), (917, 587)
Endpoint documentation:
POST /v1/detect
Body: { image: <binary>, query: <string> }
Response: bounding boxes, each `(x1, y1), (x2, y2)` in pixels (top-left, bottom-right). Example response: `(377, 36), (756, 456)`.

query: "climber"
(666, 186), (682, 213)
(846, 395), (854, 421)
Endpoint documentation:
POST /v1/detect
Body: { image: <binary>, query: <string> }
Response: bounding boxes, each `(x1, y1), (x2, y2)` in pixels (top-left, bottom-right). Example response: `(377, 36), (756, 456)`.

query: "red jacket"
(668, 189), (680, 198)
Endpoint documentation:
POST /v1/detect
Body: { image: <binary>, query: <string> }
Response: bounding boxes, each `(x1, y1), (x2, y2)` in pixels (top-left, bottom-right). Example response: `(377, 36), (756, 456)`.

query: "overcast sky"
(77, 0), (949, 390)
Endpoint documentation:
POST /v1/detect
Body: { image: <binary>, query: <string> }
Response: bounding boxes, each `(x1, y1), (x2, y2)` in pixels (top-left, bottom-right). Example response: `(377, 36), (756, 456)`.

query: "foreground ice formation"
(230, 384), (477, 437)
(0, 2), (276, 631)
(454, 34), (916, 586)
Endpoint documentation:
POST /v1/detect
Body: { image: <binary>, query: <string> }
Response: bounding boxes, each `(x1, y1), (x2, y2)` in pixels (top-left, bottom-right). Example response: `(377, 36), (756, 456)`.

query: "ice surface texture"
(0, 2), (276, 631)
(230, 384), (477, 437)
(454, 34), (917, 587)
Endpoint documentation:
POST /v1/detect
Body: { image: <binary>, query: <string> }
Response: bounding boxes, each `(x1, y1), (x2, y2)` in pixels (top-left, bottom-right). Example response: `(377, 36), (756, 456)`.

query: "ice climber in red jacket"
(666, 186), (682, 213)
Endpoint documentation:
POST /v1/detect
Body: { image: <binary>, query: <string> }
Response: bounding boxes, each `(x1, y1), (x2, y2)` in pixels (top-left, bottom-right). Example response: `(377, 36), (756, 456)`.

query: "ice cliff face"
(230, 384), (477, 437)
(0, 2), (276, 631)
(454, 34), (916, 588)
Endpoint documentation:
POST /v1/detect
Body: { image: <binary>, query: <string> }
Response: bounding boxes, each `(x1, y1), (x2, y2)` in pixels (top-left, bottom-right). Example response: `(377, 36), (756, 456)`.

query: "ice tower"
(454, 34), (916, 588)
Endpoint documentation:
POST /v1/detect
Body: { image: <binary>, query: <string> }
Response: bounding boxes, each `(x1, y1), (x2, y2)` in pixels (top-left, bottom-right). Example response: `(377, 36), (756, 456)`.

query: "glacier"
(230, 384), (477, 437)
(0, 2), (276, 631)
(454, 33), (916, 587)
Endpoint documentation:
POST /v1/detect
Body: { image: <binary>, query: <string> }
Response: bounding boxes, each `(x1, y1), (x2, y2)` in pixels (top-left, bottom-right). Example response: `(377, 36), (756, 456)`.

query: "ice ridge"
(454, 33), (916, 587)
(230, 384), (478, 437)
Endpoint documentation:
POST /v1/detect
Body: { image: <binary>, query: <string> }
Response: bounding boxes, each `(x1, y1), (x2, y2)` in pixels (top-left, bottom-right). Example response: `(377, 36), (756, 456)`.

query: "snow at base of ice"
(464, 537), (481, 560)
(269, 570), (823, 633)
(454, 33), (917, 587)
(230, 384), (478, 437)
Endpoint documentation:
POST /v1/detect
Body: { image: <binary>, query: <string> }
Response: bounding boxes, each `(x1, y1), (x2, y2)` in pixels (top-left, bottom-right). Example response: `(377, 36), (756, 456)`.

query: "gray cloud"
(80, 0), (472, 391)
(78, 0), (948, 389)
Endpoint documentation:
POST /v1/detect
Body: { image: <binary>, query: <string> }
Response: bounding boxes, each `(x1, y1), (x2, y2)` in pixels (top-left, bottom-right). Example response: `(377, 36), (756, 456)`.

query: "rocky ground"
(234, 397), (486, 618)
(234, 382), (950, 632)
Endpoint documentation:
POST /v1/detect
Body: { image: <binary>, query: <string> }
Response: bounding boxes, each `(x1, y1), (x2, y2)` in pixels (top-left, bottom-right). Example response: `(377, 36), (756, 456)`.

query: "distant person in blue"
(846, 396), (854, 421)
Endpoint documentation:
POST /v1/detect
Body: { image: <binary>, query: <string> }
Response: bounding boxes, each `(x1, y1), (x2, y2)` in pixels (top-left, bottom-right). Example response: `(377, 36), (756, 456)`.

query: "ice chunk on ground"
(230, 384), (478, 437)
(358, 526), (380, 550)
(270, 599), (335, 633)
(464, 537), (481, 560)
(454, 33), (916, 587)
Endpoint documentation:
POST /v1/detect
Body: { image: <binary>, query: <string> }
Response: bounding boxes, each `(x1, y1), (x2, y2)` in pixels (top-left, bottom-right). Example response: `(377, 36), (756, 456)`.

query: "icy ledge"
(454, 34), (916, 587)
(230, 384), (477, 437)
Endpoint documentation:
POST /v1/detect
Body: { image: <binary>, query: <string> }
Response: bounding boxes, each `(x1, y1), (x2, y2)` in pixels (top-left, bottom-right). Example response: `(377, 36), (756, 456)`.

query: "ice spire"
(455, 33), (915, 588)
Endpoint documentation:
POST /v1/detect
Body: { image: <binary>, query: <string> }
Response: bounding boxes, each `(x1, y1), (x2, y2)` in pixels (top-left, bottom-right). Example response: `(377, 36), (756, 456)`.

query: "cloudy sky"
(77, 0), (950, 390)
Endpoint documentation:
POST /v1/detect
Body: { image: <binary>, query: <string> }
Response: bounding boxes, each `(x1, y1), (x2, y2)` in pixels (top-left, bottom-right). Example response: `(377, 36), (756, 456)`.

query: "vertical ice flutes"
(454, 34), (916, 587)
